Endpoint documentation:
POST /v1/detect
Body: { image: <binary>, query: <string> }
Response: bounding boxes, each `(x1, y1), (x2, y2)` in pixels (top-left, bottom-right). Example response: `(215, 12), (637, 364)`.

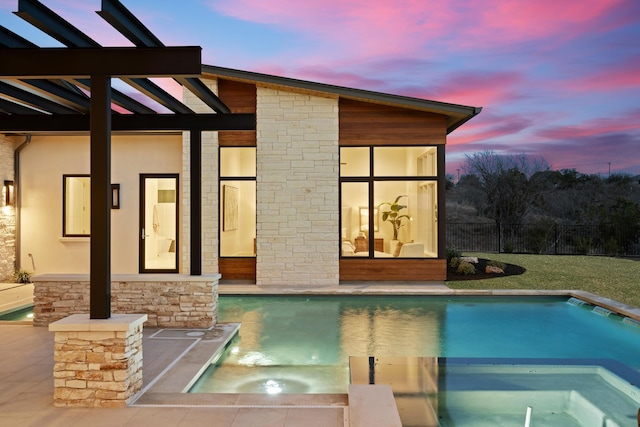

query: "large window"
(219, 147), (256, 257)
(63, 175), (90, 236)
(340, 147), (438, 258)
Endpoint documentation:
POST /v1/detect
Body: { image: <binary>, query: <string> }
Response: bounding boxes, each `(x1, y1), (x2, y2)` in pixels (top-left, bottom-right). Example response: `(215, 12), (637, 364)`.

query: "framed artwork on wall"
(223, 185), (239, 231)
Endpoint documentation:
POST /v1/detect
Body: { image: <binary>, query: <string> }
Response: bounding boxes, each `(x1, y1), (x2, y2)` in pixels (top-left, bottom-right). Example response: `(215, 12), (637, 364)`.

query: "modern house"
(1, 0), (481, 328)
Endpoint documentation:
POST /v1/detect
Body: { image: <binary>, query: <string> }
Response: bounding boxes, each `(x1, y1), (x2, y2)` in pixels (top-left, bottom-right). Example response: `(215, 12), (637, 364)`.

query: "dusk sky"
(2, 0), (639, 176)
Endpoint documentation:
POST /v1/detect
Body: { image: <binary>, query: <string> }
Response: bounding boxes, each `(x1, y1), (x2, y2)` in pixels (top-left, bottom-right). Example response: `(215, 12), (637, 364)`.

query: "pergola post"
(89, 74), (112, 319)
(190, 131), (202, 275)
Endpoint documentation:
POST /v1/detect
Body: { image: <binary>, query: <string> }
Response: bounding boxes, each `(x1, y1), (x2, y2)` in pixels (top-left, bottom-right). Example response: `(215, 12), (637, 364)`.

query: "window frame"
(219, 146), (257, 258)
(62, 174), (91, 237)
(339, 146), (441, 258)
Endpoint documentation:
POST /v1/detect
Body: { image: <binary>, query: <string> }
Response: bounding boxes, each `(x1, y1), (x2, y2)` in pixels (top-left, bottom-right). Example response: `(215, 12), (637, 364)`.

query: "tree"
(462, 150), (550, 226)
(599, 197), (640, 254)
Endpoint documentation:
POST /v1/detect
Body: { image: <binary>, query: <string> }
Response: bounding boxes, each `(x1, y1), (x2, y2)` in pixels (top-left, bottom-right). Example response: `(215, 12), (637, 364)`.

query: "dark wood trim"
(339, 259), (447, 281)
(219, 257), (256, 280)
(218, 79), (256, 146)
(218, 79), (256, 113)
(339, 99), (447, 146)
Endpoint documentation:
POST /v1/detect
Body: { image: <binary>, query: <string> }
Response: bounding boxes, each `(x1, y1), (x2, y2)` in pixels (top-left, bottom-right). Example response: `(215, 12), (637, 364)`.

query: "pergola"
(0, 0), (256, 318)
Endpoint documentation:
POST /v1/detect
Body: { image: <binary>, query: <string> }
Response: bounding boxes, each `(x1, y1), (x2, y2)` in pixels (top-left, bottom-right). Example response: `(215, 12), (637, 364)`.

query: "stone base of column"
(49, 313), (148, 408)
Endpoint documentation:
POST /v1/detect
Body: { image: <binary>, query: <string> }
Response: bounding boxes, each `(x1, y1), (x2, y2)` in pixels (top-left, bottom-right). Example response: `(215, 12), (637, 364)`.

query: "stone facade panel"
(0, 135), (15, 281)
(51, 318), (144, 408)
(33, 278), (218, 327)
(255, 88), (339, 285)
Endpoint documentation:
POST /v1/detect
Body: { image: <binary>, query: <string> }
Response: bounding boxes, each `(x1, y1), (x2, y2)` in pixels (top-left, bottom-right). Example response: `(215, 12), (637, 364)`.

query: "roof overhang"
(202, 65), (482, 134)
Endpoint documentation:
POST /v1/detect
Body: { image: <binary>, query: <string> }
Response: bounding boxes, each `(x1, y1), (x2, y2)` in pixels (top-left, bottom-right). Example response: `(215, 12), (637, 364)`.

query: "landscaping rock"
(485, 265), (504, 274)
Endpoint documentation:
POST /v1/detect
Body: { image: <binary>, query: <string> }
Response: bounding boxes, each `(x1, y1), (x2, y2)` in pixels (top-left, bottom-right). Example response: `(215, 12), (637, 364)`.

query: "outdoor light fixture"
(4, 180), (14, 206)
(111, 184), (120, 209)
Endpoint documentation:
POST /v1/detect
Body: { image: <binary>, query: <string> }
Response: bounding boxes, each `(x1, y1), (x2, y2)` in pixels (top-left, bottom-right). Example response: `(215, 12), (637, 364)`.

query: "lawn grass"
(446, 253), (640, 309)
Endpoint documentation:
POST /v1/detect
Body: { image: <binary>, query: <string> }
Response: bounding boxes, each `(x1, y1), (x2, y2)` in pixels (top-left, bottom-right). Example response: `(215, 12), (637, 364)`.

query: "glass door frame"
(139, 173), (179, 273)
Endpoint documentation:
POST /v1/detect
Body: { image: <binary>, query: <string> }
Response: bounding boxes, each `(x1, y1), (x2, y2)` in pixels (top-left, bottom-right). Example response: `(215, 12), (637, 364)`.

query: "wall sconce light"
(111, 184), (120, 209)
(4, 180), (14, 206)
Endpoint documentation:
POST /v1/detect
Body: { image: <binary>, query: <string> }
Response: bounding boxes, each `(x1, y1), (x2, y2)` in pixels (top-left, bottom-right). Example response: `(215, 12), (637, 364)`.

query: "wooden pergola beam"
(0, 113), (256, 132)
(0, 47), (202, 78)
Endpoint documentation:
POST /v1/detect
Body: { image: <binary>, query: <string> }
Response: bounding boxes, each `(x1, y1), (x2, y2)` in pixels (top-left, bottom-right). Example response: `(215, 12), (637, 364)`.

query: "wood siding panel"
(339, 259), (446, 281)
(218, 79), (256, 146)
(339, 99), (447, 146)
(219, 257), (256, 280)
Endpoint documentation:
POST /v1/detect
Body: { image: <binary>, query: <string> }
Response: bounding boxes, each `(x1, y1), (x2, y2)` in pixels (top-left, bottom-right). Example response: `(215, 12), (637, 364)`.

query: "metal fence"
(446, 222), (640, 256)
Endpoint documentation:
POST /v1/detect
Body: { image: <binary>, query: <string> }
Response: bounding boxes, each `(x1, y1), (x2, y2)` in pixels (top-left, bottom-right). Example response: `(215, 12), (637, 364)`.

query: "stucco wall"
(0, 134), (15, 281)
(18, 135), (181, 274)
(255, 87), (340, 285)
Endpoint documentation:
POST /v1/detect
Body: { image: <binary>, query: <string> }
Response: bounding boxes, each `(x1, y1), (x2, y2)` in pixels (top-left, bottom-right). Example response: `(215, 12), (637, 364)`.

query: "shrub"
(449, 257), (461, 269)
(604, 237), (619, 256)
(575, 236), (592, 255)
(524, 219), (555, 254)
(503, 241), (514, 253)
(446, 247), (461, 262)
(456, 261), (476, 275)
(487, 260), (506, 270)
(12, 269), (31, 283)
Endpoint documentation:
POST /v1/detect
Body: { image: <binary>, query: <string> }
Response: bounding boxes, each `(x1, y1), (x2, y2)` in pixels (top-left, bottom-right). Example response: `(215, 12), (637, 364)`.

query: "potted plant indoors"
(379, 195), (410, 240)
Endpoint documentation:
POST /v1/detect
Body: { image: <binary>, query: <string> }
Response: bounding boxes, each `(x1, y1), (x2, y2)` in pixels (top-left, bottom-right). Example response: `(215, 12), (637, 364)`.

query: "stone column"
(49, 313), (147, 408)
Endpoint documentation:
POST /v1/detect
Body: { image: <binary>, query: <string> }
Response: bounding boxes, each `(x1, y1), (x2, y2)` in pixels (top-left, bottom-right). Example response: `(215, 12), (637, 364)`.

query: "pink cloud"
(411, 71), (526, 107)
(447, 113), (535, 146)
(207, 0), (630, 58)
(563, 56), (640, 93)
(533, 132), (640, 174)
(537, 109), (640, 140)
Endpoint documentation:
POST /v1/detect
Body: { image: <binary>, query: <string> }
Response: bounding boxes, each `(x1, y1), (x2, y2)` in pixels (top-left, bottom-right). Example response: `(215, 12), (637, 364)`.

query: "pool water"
(0, 306), (34, 321)
(349, 357), (640, 427)
(189, 295), (640, 395)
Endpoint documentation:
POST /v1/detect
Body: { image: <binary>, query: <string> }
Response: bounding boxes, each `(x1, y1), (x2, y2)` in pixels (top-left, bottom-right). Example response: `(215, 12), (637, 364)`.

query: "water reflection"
(190, 296), (640, 394)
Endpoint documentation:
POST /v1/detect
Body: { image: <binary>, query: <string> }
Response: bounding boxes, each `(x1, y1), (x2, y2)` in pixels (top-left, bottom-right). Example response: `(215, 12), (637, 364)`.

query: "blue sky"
(1, 0), (639, 176)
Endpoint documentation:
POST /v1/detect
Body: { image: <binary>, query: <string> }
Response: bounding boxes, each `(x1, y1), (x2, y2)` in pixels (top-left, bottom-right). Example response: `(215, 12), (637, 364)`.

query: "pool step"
(348, 385), (402, 427)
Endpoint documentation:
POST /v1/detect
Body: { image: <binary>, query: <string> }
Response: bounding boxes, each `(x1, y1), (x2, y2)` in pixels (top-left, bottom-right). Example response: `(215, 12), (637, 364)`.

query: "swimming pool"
(189, 295), (640, 395)
(0, 305), (34, 322)
(350, 356), (640, 426)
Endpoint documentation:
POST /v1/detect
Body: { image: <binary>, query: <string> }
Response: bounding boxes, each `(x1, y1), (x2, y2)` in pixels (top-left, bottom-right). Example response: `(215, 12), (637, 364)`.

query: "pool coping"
(218, 286), (640, 322)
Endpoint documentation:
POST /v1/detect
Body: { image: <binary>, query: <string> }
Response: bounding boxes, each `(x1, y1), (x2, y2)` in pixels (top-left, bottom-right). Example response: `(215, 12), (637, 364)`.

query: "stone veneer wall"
(256, 88), (340, 285)
(0, 134), (15, 281)
(33, 275), (218, 327)
(182, 81), (219, 275)
(50, 314), (146, 408)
